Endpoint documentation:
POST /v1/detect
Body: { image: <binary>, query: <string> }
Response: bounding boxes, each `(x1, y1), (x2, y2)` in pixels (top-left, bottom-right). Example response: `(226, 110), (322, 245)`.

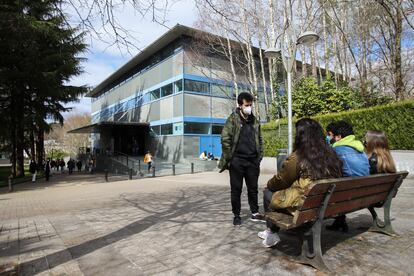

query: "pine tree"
(0, 0), (87, 177)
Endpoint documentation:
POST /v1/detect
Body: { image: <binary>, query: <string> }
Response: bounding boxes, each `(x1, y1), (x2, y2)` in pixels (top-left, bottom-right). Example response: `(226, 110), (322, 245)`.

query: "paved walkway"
(0, 172), (413, 275)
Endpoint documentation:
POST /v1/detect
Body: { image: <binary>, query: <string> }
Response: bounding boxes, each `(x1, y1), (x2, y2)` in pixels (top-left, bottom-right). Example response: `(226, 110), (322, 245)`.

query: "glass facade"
(184, 79), (210, 94)
(161, 123), (173, 135)
(161, 83), (173, 97)
(184, 123), (210, 134)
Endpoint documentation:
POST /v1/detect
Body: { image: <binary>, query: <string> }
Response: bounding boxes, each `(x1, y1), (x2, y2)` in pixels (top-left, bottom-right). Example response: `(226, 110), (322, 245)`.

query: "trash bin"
(276, 149), (288, 173)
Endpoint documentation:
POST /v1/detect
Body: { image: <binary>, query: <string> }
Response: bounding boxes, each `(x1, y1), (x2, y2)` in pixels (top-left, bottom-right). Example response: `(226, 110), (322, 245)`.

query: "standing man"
(218, 92), (264, 226)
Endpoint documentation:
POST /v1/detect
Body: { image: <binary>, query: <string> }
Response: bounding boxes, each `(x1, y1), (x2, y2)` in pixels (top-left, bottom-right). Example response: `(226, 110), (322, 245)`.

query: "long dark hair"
(294, 118), (343, 180)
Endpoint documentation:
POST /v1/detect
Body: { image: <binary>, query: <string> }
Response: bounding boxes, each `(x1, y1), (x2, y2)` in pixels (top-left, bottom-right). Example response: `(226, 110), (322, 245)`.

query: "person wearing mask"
(258, 118), (343, 247)
(326, 120), (370, 232)
(218, 92), (264, 226)
(364, 130), (396, 174)
(325, 122), (337, 145)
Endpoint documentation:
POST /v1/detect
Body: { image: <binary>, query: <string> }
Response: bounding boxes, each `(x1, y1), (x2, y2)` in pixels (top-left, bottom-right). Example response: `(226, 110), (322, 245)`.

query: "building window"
(212, 124), (224, 135)
(161, 83), (173, 97)
(211, 84), (232, 98)
(173, 122), (183, 135)
(184, 79), (210, 94)
(184, 122), (210, 134)
(150, 125), (160, 136)
(150, 89), (160, 101)
(161, 123), (173, 135)
(174, 80), (182, 93)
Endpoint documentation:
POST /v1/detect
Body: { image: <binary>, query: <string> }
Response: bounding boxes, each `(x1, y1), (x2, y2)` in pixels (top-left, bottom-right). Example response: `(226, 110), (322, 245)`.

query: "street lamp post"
(265, 25), (319, 154)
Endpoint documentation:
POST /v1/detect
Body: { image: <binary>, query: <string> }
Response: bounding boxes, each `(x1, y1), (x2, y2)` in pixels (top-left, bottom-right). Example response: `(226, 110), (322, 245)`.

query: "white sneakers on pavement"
(258, 229), (280, 248)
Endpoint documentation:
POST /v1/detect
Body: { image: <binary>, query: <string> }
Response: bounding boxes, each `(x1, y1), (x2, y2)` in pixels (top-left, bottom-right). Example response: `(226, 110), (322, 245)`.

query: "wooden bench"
(265, 171), (409, 271)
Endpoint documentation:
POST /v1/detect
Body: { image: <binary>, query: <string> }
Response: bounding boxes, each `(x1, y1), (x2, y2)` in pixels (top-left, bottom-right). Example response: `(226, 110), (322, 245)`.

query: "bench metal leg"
(292, 184), (336, 272)
(368, 176), (403, 237)
(295, 221), (330, 272)
(368, 203), (397, 237)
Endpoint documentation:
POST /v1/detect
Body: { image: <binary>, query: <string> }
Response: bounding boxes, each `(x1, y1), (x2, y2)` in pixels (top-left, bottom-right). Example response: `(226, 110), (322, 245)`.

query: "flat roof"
(86, 24), (263, 98)
(86, 25), (198, 97)
(68, 121), (149, 134)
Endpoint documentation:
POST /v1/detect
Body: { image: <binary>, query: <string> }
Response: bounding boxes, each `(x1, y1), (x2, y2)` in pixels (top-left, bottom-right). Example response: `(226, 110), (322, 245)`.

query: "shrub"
(262, 100), (414, 155)
(314, 100), (414, 150)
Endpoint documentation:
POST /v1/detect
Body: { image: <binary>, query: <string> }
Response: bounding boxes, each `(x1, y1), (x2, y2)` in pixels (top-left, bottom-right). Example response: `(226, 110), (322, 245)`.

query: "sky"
(64, 0), (197, 117)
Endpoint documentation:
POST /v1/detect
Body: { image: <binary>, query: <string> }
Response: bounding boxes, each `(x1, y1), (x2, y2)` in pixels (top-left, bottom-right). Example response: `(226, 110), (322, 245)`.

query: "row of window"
(92, 78), (271, 123)
(150, 122), (224, 136)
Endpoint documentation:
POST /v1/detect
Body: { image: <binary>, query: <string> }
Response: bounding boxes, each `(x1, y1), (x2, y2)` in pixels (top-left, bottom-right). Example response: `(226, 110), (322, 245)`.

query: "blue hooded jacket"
(333, 135), (370, 177)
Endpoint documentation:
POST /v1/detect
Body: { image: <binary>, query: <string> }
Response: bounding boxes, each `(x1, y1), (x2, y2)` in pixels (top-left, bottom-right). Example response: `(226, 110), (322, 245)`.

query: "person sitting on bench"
(259, 118), (343, 247)
(326, 120), (370, 232)
(364, 130), (396, 174)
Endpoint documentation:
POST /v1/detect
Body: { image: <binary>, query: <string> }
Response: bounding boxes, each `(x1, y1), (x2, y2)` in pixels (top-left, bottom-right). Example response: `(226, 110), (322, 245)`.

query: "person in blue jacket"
(327, 120), (370, 231)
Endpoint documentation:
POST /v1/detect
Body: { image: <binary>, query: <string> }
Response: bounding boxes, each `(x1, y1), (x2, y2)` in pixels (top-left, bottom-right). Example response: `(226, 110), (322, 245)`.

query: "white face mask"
(242, 106), (252, 115)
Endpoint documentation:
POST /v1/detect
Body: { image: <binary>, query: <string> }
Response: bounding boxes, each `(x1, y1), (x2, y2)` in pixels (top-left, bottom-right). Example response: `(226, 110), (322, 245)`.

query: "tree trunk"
(36, 126), (45, 171)
(15, 123), (25, 177)
(30, 126), (35, 160)
(394, 3), (404, 100)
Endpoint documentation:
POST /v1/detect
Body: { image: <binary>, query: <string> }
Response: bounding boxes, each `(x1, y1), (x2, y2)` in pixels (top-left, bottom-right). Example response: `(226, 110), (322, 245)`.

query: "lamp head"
(297, 31), (319, 46)
(264, 47), (281, 58)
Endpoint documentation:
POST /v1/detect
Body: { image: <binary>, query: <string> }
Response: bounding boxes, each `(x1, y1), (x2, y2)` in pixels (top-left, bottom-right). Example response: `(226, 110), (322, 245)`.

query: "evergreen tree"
(0, 0), (87, 177)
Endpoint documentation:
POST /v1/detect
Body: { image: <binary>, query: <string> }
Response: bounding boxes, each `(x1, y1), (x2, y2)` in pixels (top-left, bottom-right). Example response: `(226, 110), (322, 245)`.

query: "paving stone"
(0, 172), (413, 275)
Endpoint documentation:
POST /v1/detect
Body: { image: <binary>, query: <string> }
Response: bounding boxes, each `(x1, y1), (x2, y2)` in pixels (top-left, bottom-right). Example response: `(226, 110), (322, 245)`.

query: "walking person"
(59, 158), (65, 173)
(218, 92), (264, 226)
(67, 159), (75, 174)
(144, 151), (153, 173)
(44, 159), (51, 181)
(76, 160), (82, 172)
(29, 159), (37, 183)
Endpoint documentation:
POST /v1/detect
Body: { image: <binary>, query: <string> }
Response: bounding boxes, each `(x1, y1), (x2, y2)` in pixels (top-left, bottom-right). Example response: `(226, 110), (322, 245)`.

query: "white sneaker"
(258, 229), (271, 240)
(262, 232), (280, 248)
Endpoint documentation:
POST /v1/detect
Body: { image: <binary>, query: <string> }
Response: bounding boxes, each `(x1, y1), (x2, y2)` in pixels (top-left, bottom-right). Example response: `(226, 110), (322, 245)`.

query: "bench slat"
(265, 212), (295, 229)
(306, 174), (399, 196)
(294, 192), (388, 225)
(300, 182), (393, 211)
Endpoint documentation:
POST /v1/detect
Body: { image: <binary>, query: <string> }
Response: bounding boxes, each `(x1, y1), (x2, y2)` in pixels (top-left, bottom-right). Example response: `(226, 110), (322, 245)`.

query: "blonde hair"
(365, 130), (396, 173)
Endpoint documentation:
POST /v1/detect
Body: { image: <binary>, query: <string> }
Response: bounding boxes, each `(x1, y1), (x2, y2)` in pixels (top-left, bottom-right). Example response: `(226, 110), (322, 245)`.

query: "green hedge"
(262, 100), (414, 156)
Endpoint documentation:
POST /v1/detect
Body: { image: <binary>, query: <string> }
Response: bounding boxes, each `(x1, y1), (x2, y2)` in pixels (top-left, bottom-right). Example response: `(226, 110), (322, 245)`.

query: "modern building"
(71, 25), (272, 162)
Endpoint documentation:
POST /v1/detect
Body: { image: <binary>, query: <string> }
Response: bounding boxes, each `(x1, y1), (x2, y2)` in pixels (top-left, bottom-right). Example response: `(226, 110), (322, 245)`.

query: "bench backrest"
(292, 171), (408, 226)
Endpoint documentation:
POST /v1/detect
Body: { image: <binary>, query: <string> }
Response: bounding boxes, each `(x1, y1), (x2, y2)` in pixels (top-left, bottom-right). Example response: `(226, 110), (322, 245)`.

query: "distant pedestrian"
(67, 159), (75, 174)
(76, 160), (82, 172)
(29, 159), (37, 183)
(88, 159), (94, 174)
(44, 159), (51, 181)
(59, 159), (65, 173)
(144, 151), (153, 173)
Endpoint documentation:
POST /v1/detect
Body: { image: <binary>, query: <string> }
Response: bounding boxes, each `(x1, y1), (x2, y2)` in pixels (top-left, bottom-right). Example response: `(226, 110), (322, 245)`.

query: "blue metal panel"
(212, 136), (222, 157)
(183, 116), (226, 124)
(198, 135), (222, 157)
(199, 136), (212, 155)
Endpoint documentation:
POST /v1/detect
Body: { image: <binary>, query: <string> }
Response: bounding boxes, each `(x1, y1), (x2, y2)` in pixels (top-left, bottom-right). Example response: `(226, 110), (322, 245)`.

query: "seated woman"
(259, 118), (343, 247)
(365, 130), (396, 174)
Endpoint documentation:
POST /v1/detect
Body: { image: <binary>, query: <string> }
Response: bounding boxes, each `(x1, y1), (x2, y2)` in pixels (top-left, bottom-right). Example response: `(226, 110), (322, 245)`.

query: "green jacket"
(218, 109), (263, 172)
